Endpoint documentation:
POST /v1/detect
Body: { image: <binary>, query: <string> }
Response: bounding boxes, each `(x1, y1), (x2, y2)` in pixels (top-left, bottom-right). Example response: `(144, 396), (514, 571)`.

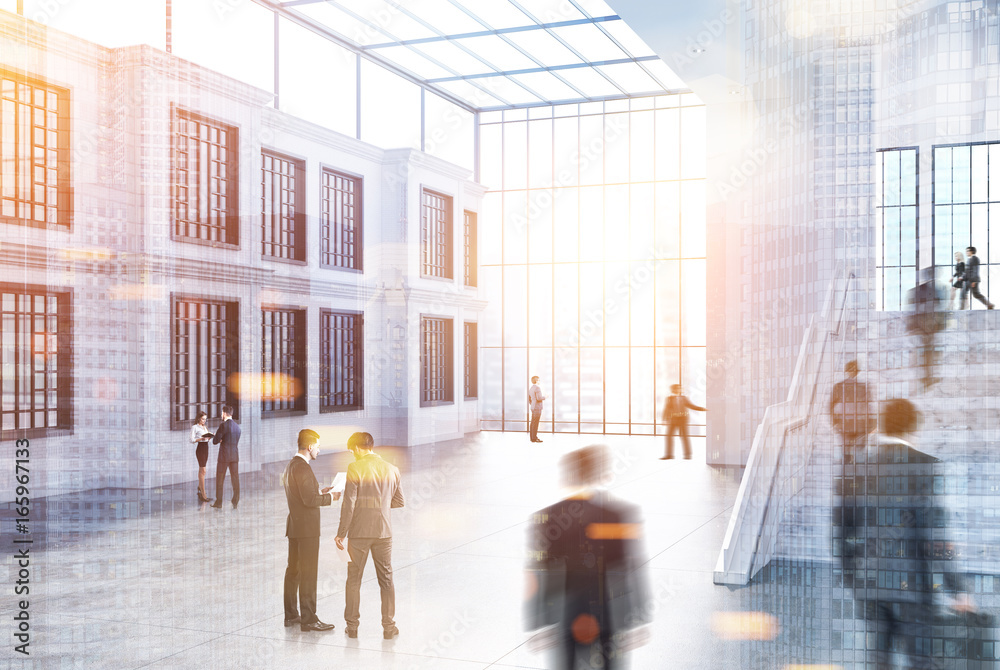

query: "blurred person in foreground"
(335, 432), (404, 639)
(840, 399), (977, 668)
(524, 445), (651, 670)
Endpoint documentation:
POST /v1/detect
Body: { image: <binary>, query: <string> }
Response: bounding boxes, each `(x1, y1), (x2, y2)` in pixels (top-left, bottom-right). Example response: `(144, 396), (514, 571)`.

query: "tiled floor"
(12, 431), (992, 669)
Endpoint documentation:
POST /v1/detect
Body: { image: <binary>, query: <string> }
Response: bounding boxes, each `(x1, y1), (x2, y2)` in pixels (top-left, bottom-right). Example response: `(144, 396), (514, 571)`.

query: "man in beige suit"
(335, 432), (404, 639)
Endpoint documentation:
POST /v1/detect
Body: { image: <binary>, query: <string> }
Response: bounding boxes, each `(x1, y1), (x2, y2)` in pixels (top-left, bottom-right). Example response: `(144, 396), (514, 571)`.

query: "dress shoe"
(383, 626), (399, 640)
(284, 616), (301, 628)
(301, 620), (335, 632)
(346, 628), (358, 638)
(534, 439), (543, 443)
(232, 501), (239, 510)
(659, 456), (672, 460)
(210, 502), (223, 509)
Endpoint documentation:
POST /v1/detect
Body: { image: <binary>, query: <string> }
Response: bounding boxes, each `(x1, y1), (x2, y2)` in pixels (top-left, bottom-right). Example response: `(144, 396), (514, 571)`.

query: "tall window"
(875, 148), (918, 310)
(478, 97), (708, 435)
(0, 286), (71, 433)
(320, 310), (363, 412)
(934, 142), (1000, 305)
(262, 307), (306, 415)
(261, 151), (305, 261)
(173, 109), (239, 245)
(464, 210), (477, 287)
(464, 322), (478, 399)
(422, 189), (453, 278)
(172, 297), (239, 428)
(421, 316), (453, 406)
(0, 70), (70, 228)
(320, 168), (362, 270)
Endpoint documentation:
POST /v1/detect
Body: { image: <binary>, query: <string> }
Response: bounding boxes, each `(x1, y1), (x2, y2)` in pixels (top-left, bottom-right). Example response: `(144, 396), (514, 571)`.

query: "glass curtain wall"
(479, 94), (706, 436)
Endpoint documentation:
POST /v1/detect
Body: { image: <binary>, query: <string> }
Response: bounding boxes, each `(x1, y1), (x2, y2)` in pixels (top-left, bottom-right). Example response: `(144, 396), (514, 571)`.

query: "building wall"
(0, 11), (484, 498)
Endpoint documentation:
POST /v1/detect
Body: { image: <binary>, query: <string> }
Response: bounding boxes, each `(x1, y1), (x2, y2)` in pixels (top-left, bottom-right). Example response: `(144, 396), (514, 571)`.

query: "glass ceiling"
(259, 0), (688, 111)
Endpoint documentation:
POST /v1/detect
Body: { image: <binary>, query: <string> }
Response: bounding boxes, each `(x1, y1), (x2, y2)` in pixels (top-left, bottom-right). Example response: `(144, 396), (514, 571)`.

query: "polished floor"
(8, 431), (986, 669)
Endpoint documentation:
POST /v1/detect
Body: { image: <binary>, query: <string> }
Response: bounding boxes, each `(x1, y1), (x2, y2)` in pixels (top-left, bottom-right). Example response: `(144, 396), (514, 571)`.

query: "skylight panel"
(514, 0), (588, 24)
(556, 66), (624, 98)
(474, 75), (544, 105)
(570, 0), (617, 18)
(596, 62), (661, 93)
(369, 45), (456, 79)
(505, 28), (584, 67)
(510, 71), (585, 102)
(642, 59), (687, 90)
(400, 0), (487, 35)
(436, 79), (511, 108)
(334, 0), (438, 41)
(416, 40), (500, 75)
(600, 19), (657, 58)
(448, 0), (536, 29)
(296, 2), (390, 47)
(550, 23), (628, 62)
(453, 35), (540, 71)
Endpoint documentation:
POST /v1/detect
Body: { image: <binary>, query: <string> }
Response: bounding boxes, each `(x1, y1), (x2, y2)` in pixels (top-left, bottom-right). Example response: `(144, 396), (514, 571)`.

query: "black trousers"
(665, 420), (690, 459)
(216, 460), (240, 505)
(961, 281), (993, 308)
(284, 536), (320, 624)
(529, 411), (541, 440)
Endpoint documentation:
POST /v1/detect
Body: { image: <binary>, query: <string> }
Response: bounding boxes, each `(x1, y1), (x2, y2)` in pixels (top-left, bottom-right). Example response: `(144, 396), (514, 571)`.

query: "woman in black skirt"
(190, 411), (213, 502)
(950, 250), (966, 310)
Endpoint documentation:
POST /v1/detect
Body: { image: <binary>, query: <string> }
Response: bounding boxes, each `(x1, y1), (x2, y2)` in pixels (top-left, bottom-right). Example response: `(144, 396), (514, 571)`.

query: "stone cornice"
(0, 9), (108, 69)
(383, 148), (474, 182)
(262, 107), (385, 164)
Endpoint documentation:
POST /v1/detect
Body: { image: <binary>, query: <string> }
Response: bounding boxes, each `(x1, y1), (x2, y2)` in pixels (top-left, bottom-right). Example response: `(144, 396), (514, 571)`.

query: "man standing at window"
(283, 429), (339, 632)
(528, 376), (546, 443)
(961, 246), (994, 309)
(335, 432), (404, 640)
(660, 384), (706, 460)
(211, 405), (241, 509)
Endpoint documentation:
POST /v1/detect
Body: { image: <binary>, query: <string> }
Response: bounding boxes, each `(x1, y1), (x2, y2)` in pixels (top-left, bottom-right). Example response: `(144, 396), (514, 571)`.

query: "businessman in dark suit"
(961, 246), (994, 309)
(525, 445), (651, 670)
(660, 384), (706, 460)
(335, 432), (404, 639)
(211, 405), (241, 509)
(283, 429), (339, 632)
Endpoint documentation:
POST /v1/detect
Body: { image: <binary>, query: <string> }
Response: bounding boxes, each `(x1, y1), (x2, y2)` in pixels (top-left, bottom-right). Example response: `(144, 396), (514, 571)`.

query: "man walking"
(961, 246), (995, 309)
(660, 384), (706, 460)
(211, 405), (241, 509)
(282, 429), (339, 632)
(335, 432), (404, 639)
(828, 360), (871, 455)
(528, 376), (546, 443)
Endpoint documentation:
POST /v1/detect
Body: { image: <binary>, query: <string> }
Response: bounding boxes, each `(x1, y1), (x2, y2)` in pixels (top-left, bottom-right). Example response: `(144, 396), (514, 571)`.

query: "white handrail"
(714, 264), (851, 585)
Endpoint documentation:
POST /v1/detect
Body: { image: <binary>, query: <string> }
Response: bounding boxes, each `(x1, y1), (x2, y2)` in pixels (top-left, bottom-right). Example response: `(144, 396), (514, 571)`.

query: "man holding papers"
(335, 432), (405, 639)
(282, 429), (340, 632)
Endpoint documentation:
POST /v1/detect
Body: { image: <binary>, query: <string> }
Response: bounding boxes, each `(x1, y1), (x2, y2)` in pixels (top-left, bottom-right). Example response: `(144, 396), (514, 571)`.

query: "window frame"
(261, 148), (307, 264)
(319, 308), (364, 413)
(421, 188), (454, 280)
(420, 315), (454, 407)
(0, 68), (73, 230)
(171, 106), (241, 249)
(0, 283), (73, 437)
(170, 293), (240, 430)
(464, 321), (478, 400)
(261, 305), (308, 418)
(464, 210), (478, 287)
(319, 165), (364, 272)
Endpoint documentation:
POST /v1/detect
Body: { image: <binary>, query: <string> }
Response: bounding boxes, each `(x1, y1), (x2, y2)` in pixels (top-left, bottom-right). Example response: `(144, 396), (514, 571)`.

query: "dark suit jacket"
(965, 255), (981, 283)
(337, 453), (404, 539)
(212, 418), (241, 463)
(525, 491), (651, 637)
(283, 455), (333, 538)
(662, 394), (706, 422)
(839, 436), (961, 608)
